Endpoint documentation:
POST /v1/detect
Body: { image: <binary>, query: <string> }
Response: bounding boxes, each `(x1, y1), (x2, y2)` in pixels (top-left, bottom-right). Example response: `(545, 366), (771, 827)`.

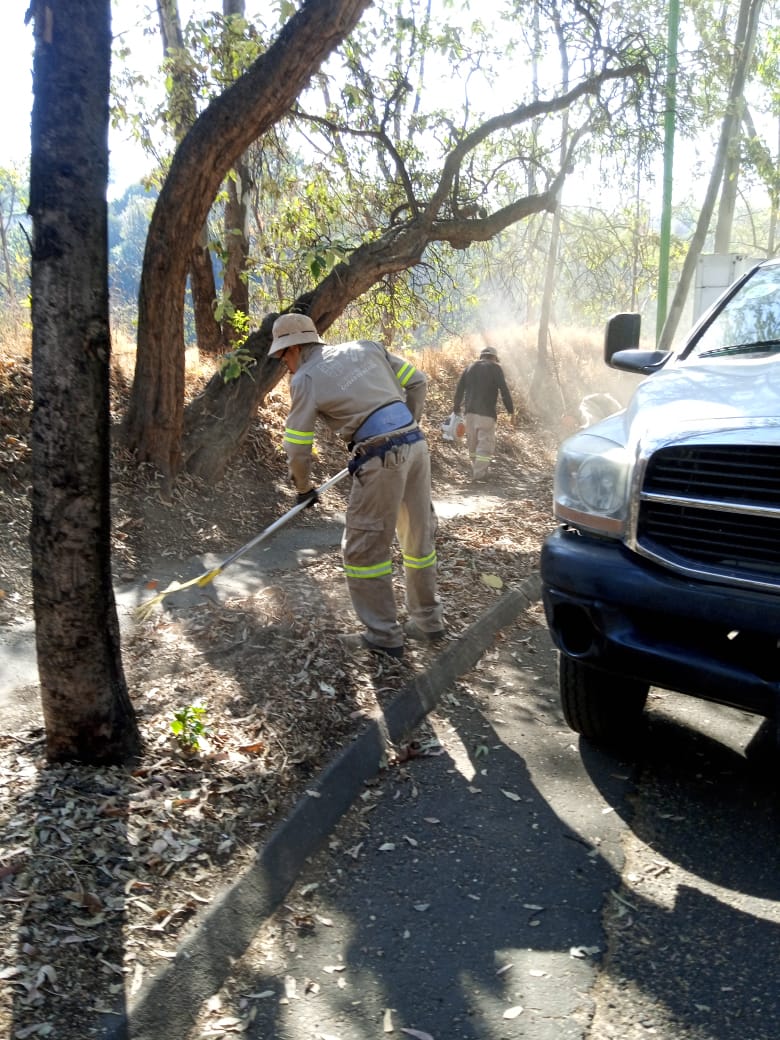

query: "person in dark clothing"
(453, 346), (514, 481)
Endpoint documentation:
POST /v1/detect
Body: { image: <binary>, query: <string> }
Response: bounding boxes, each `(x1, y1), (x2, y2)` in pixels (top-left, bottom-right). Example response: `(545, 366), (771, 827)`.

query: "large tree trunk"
(28, 0), (141, 764)
(123, 0), (373, 481)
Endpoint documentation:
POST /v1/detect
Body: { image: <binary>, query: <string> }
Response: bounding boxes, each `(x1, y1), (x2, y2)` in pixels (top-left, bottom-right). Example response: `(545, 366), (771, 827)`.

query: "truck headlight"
(554, 433), (633, 536)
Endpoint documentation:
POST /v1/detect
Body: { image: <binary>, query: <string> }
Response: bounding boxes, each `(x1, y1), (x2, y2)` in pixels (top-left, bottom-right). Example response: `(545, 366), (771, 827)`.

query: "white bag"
(441, 412), (466, 441)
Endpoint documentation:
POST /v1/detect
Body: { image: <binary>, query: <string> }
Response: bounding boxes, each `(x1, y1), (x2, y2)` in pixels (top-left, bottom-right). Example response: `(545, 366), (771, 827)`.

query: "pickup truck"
(540, 257), (780, 748)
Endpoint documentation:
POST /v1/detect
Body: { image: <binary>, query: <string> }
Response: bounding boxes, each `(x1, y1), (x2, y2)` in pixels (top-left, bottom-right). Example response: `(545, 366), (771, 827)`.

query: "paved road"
(586, 691), (780, 1040)
(175, 622), (780, 1040)
(180, 621), (636, 1040)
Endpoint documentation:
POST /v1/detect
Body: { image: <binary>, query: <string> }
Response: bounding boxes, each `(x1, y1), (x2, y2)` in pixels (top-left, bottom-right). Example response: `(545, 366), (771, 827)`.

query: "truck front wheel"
(559, 655), (649, 746)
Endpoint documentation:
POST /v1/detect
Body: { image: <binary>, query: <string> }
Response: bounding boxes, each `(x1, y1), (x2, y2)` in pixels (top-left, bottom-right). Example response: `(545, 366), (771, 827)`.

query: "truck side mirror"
(604, 313), (670, 374)
(604, 313), (641, 364)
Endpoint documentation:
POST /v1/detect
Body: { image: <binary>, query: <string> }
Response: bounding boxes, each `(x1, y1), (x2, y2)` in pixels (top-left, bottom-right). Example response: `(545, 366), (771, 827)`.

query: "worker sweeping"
(269, 312), (444, 659)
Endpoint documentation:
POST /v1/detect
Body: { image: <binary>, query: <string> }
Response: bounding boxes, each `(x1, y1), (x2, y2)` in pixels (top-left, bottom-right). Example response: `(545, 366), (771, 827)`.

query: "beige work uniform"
(283, 340), (442, 649)
(465, 413), (496, 480)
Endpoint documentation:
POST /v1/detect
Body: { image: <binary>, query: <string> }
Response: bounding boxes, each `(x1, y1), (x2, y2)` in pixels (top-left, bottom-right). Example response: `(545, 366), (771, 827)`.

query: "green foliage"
(305, 243), (350, 282)
(86, 0), (780, 359)
(170, 703), (209, 750)
(218, 345), (256, 383)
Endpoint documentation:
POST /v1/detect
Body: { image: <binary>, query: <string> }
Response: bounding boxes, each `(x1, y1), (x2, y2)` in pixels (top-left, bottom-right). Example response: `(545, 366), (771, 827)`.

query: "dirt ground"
(0, 349), (561, 1039)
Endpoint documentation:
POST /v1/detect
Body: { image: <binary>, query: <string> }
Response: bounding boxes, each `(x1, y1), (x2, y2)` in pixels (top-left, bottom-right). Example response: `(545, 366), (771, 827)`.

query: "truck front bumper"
(540, 527), (780, 719)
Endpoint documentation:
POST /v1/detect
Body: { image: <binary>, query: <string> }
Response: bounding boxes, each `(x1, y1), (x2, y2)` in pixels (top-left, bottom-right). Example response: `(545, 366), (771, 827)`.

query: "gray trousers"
(342, 437), (442, 648)
(465, 413), (496, 478)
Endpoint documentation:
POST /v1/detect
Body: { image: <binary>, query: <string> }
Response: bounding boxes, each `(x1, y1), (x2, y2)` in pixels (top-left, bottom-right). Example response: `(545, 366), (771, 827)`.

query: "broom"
(134, 467), (350, 621)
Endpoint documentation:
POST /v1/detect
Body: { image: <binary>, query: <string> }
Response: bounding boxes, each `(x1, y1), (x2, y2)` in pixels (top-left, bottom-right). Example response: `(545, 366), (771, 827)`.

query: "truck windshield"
(690, 264), (780, 360)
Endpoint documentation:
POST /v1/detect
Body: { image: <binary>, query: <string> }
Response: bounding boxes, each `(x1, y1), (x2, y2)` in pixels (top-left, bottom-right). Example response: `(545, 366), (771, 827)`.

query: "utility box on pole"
(693, 253), (762, 322)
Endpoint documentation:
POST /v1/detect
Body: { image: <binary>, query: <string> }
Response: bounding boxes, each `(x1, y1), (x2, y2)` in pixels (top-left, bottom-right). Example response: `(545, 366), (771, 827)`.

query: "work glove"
(296, 488), (319, 509)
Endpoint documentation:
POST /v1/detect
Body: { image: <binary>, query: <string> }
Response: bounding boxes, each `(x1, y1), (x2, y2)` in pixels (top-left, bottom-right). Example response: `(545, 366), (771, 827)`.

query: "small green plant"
(170, 703), (209, 751)
(218, 346), (256, 384)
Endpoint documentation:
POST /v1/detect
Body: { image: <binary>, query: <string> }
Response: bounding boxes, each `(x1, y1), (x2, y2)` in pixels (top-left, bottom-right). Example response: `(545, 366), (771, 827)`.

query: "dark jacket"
(453, 359), (514, 419)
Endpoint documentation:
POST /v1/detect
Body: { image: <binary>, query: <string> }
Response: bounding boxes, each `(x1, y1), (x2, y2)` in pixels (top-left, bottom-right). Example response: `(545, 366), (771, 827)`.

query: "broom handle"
(215, 466), (350, 573)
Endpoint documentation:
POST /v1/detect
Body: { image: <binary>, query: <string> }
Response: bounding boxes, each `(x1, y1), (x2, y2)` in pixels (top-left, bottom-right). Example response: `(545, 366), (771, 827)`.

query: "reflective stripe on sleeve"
(344, 560), (393, 579)
(396, 361), (416, 387)
(283, 428), (314, 447)
(402, 550), (437, 570)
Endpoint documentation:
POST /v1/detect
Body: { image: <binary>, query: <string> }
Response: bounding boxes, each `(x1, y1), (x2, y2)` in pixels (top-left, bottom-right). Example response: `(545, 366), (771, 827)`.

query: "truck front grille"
(638, 444), (780, 585)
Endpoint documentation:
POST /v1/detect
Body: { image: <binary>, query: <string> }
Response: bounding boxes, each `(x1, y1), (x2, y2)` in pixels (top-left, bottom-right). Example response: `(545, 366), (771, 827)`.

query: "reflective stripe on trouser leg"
(342, 452), (406, 648)
(466, 413), (496, 478)
(395, 439), (443, 631)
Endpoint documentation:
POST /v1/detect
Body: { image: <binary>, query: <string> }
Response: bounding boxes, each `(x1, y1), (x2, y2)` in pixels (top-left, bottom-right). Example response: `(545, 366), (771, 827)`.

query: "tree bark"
(533, 8), (569, 416)
(190, 226), (224, 353)
(124, 0), (373, 480)
(28, 0), (141, 764)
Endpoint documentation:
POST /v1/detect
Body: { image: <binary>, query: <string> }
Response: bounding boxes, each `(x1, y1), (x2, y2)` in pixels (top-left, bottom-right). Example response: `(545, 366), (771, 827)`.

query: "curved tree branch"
(123, 0), (372, 480)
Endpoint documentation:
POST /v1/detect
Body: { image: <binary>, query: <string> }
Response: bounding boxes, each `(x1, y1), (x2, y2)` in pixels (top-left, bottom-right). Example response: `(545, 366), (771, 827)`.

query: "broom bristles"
(134, 567), (223, 620)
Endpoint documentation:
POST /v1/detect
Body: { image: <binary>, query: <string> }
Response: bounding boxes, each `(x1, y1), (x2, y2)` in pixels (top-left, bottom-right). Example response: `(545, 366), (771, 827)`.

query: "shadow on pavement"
(229, 682), (628, 1040)
(579, 703), (780, 1039)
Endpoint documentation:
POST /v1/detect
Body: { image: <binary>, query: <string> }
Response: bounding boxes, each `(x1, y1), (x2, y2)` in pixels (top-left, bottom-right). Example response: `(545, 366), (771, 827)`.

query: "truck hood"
(620, 355), (780, 449)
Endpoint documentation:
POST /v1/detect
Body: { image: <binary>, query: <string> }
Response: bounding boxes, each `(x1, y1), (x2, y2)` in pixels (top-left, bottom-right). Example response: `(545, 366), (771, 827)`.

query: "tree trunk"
(713, 0), (756, 253)
(533, 8), (569, 416)
(221, 0), (252, 346)
(190, 226), (224, 354)
(658, 0), (762, 352)
(222, 158), (252, 344)
(0, 184), (18, 306)
(28, 0), (141, 764)
(123, 0), (373, 480)
(157, 0), (224, 355)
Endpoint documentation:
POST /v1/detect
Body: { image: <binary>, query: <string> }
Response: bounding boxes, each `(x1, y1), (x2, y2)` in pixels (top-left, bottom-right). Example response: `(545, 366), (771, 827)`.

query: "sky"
(4, 4), (173, 195)
(4, 9), (35, 170)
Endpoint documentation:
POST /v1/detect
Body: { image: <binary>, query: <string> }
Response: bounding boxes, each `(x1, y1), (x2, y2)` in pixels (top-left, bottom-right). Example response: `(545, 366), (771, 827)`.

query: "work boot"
(339, 632), (404, 659)
(403, 620), (446, 642)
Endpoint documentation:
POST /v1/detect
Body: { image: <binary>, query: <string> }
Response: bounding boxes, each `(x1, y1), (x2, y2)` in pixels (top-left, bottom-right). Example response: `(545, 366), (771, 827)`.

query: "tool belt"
(352, 401), (414, 444)
(348, 427), (424, 475)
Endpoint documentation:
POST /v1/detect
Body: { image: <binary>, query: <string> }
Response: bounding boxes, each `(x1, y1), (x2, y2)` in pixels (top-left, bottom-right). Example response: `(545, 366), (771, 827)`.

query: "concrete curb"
(105, 573), (542, 1040)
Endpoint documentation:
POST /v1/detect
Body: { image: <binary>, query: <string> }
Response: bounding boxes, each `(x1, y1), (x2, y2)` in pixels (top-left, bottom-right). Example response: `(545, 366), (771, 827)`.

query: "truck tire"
(559, 654), (649, 746)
